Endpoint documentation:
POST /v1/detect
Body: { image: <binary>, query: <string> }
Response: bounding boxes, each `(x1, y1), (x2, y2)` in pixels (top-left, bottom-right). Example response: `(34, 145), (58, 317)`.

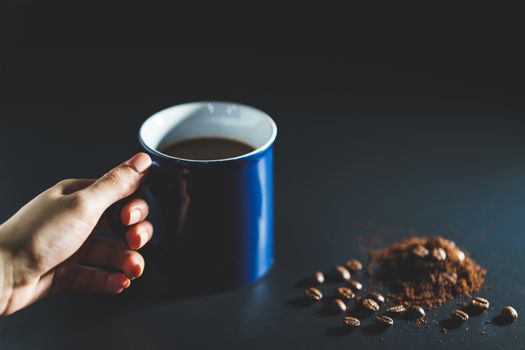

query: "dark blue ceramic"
(134, 101), (276, 295)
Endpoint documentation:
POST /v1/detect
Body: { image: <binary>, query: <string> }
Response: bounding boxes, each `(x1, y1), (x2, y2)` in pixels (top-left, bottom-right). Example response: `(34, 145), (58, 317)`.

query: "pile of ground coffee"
(368, 236), (486, 308)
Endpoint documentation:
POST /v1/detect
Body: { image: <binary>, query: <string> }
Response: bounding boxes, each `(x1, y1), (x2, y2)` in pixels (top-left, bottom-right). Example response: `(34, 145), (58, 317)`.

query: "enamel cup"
(131, 101), (276, 294)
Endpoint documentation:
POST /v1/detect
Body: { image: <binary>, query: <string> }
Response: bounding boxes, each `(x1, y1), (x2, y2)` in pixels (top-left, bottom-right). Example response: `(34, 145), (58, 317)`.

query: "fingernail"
(129, 209), (141, 224)
(122, 278), (131, 289)
(138, 229), (148, 246)
(133, 264), (143, 278)
(126, 153), (152, 173)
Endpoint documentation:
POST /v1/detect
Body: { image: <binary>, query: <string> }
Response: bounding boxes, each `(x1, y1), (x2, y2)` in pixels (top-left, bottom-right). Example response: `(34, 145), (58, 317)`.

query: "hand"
(0, 153), (154, 316)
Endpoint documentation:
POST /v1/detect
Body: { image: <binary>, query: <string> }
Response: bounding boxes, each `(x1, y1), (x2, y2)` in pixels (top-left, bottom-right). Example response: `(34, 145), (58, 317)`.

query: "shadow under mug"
(115, 101), (277, 296)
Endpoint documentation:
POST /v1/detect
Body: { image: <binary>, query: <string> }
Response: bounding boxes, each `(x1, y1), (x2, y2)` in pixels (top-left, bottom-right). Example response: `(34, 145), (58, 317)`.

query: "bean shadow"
(325, 272), (348, 284)
(294, 278), (313, 289)
(287, 297), (317, 309)
(317, 298), (367, 318)
(317, 301), (344, 317)
(440, 318), (463, 330)
(325, 326), (356, 337)
(462, 304), (485, 317)
(294, 272), (344, 289)
(492, 315), (513, 326)
(362, 323), (389, 335)
(347, 305), (376, 319)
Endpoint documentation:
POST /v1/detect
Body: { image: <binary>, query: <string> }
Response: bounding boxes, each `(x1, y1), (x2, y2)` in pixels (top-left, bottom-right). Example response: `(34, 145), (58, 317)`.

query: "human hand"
(0, 153), (154, 316)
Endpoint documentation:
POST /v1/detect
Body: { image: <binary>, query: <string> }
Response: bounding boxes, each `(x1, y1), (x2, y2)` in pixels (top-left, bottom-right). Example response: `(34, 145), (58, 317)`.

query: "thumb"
(82, 153), (152, 211)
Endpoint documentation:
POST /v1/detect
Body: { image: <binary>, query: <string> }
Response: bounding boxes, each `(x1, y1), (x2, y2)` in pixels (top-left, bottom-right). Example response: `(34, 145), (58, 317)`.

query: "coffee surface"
(159, 137), (255, 160)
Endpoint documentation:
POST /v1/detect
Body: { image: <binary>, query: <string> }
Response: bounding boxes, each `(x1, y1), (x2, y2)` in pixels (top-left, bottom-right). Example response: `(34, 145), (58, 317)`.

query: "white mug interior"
(139, 101), (277, 162)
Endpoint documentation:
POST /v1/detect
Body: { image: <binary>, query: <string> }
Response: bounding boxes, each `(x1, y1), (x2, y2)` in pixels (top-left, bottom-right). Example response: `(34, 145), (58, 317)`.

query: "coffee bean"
(368, 292), (385, 305)
(500, 306), (518, 321)
(408, 305), (426, 319)
(440, 272), (457, 284)
(470, 296), (489, 310)
(455, 249), (465, 263)
(348, 279), (363, 291)
(376, 315), (394, 326)
(362, 298), (380, 312)
(335, 265), (351, 281)
(337, 287), (355, 300)
(386, 304), (407, 315)
(313, 271), (325, 284)
(431, 247), (447, 261)
(342, 316), (361, 327)
(304, 287), (322, 301)
(332, 298), (347, 313)
(412, 244), (429, 258)
(451, 309), (469, 322)
(346, 259), (363, 272)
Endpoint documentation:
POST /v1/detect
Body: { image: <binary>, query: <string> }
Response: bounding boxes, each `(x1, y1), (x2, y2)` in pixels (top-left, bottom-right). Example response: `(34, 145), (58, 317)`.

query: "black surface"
(1, 4), (525, 349)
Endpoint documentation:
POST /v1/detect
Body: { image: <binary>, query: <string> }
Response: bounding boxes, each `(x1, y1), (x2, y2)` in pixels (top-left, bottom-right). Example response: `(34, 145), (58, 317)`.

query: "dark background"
(1, 2), (524, 349)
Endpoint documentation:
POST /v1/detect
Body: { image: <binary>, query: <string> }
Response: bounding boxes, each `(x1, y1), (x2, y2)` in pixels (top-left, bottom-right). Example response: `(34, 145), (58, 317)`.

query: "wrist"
(0, 225), (15, 316)
(0, 247), (14, 317)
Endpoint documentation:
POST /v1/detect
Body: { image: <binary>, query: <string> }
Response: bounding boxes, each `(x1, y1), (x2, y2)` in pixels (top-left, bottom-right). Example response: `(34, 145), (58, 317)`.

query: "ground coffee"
(367, 236), (486, 308)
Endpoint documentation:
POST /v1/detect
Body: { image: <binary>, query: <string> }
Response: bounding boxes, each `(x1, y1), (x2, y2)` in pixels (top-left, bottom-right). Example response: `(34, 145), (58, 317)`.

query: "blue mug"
(126, 101), (277, 295)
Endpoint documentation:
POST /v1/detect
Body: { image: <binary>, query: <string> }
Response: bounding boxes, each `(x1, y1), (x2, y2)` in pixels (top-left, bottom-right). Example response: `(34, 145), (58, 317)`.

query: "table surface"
(1, 6), (525, 349)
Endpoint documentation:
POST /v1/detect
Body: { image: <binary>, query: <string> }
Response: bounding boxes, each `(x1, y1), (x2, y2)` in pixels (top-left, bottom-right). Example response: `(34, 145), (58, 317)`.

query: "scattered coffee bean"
(500, 306), (518, 321)
(451, 309), (469, 322)
(408, 305), (426, 319)
(346, 259), (363, 272)
(313, 271), (325, 284)
(412, 244), (429, 258)
(386, 304), (407, 315)
(348, 279), (363, 291)
(336, 287), (355, 300)
(376, 315), (394, 326)
(431, 247), (447, 261)
(342, 316), (361, 327)
(332, 298), (347, 313)
(335, 265), (351, 281)
(304, 287), (322, 301)
(362, 298), (380, 312)
(368, 292), (385, 305)
(470, 296), (489, 310)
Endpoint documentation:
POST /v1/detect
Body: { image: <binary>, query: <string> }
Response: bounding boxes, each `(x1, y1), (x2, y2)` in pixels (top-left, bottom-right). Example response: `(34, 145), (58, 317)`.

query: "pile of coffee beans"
(300, 236), (518, 334)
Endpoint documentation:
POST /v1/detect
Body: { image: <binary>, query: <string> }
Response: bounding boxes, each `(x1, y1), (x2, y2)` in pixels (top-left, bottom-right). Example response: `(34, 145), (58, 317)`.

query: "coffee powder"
(368, 236), (486, 308)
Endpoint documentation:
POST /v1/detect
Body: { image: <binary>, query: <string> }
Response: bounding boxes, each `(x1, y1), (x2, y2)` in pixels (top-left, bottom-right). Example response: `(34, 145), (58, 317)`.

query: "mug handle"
(106, 160), (161, 239)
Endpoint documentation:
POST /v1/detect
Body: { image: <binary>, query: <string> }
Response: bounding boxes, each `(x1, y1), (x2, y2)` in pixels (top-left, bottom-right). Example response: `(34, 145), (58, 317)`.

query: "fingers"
(120, 197), (149, 226)
(120, 197), (153, 249)
(70, 267), (130, 294)
(125, 220), (153, 250)
(79, 236), (144, 279)
(81, 153), (152, 212)
(96, 198), (153, 249)
(47, 262), (130, 295)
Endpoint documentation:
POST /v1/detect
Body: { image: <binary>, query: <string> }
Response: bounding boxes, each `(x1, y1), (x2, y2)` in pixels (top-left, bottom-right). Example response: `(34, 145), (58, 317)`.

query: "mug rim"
(139, 101), (277, 164)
